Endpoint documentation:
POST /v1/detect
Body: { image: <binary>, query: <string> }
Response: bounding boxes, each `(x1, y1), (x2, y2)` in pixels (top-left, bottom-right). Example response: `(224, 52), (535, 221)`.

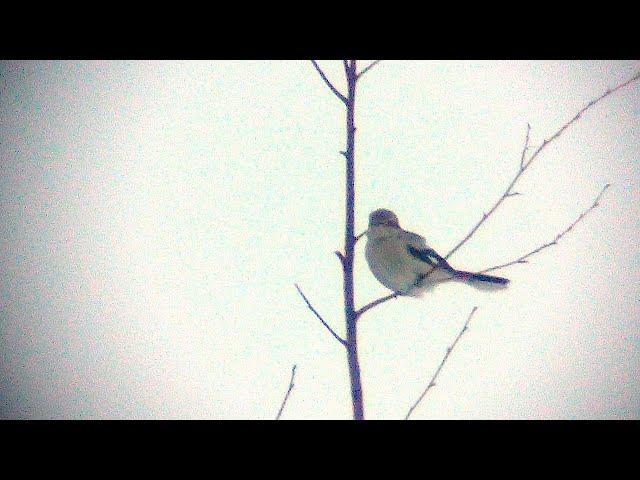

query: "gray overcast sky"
(1, 60), (639, 419)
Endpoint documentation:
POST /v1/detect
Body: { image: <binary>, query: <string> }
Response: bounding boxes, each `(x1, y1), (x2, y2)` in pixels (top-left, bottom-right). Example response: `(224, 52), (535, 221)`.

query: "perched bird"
(365, 208), (509, 297)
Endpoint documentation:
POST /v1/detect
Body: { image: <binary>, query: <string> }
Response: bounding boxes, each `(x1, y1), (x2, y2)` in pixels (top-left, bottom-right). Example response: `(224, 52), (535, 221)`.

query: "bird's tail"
(454, 270), (509, 285)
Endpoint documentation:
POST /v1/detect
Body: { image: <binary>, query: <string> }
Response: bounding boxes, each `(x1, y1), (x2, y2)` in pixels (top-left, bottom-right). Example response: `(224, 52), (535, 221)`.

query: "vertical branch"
(343, 60), (364, 420)
(308, 60), (386, 418)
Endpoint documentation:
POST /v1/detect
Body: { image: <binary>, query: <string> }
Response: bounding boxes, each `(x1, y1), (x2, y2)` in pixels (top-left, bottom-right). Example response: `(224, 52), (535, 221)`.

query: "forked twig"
(480, 184), (611, 273)
(356, 70), (640, 318)
(445, 70), (640, 260)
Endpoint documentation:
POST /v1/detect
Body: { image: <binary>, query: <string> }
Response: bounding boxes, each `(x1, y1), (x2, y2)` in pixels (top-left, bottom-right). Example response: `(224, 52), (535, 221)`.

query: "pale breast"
(365, 229), (422, 293)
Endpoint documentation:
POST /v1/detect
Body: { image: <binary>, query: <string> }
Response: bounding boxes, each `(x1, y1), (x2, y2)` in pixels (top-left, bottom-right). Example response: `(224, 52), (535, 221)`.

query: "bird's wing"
(402, 230), (455, 272)
(401, 229), (428, 249)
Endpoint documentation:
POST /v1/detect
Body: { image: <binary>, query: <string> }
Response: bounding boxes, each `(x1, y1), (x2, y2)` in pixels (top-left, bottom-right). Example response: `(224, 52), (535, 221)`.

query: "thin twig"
(445, 70), (640, 261)
(405, 307), (478, 420)
(480, 184), (611, 273)
(443, 122), (531, 259)
(362, 184), (611, 297)
(520, 123), (531, 170)
(356, 292), (400, 319)
(354, 231), (366, 243)
(358, 60), (381, 78)
(310, 60), (347, 104)
(294, 283), (347, 346)
(275, 364), (297, 420)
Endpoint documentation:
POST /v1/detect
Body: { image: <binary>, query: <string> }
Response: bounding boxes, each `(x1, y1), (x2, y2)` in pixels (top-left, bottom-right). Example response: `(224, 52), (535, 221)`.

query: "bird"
(364, 208), (509, 297)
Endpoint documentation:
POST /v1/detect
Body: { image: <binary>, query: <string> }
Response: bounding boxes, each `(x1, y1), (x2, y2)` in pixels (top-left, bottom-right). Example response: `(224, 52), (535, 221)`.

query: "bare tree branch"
(311, 60), (347, 104)
(294, 283), (347, 346)
(480, 184), (611, 273)
(445, 70), (640, 260)
(355, 70), (640, 318)
(342, 59), (366, 420)
(304, 60), (365, 418)
(519, 122), (531, 170)
(443, 123), (531, 260)
(405, 306), (478, 420)
(358, 60), (381, 78)
(275, 364), (297, 420)
(356, 292), (400, 319)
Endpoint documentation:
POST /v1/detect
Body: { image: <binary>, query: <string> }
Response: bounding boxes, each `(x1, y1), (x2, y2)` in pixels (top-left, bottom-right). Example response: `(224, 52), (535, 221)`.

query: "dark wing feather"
(407, 245), (455, 272)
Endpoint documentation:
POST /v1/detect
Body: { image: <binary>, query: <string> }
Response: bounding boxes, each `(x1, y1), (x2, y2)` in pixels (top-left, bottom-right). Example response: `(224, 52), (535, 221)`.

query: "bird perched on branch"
(365, 209), (509, 297)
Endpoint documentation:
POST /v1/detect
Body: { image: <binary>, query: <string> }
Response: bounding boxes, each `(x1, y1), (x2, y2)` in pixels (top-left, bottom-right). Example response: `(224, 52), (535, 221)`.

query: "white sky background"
(1, 60), (639, 419)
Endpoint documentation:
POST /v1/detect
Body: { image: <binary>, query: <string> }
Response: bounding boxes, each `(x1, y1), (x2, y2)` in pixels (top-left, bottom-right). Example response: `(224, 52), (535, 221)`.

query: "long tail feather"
(455, 270), (509, 285)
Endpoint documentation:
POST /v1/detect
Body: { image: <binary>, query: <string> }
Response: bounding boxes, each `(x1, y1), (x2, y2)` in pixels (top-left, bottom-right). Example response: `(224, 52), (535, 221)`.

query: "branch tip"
(275, 364), (297, 420)
(481, 183), (611, 273)
(405, 306), (479, 419)
(357, 60), (381, 78)
(310, 60), (348, 104)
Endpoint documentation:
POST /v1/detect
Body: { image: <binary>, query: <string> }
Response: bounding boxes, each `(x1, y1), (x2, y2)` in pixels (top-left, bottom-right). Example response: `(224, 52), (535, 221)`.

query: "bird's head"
(368, 209), (400, 228)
